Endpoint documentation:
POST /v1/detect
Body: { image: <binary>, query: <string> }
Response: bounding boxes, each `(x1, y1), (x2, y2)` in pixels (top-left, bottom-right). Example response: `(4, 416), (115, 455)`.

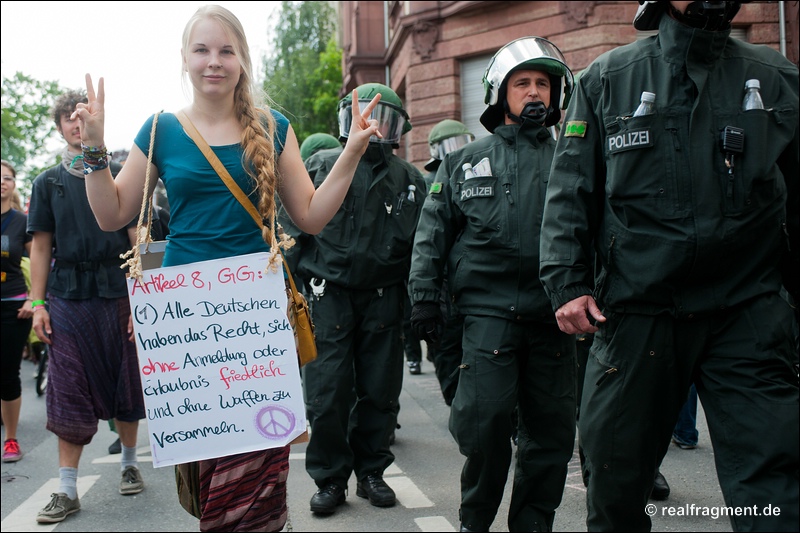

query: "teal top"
(134, 110), (289, 267)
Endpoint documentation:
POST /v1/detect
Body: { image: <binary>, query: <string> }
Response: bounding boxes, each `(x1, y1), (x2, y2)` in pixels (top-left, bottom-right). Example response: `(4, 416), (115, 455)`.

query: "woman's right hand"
(71, 73), (106, 147)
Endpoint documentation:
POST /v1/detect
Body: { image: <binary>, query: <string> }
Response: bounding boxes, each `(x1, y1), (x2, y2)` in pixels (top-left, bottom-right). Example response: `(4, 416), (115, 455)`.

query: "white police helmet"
(480, 36), (574, 131)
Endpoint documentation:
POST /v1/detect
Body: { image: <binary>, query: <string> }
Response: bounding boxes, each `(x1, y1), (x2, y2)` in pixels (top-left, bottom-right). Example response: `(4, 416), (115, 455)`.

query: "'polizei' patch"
(564, 121), (587, 137)
(607, 128), (653, 154)
(430, 182), (443, 194)
(460, 184), (494, 201)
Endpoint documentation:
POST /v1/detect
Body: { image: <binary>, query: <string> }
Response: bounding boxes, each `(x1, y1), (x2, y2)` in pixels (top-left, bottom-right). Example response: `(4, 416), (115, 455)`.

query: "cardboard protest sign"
(127, 252), (305, 468)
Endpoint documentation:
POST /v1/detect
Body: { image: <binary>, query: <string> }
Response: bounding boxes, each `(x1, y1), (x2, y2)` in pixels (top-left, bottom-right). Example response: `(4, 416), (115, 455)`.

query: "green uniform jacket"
(540, 15), (799, 316)
(283, 144), (426, 289)
(409, 122), (557, 323)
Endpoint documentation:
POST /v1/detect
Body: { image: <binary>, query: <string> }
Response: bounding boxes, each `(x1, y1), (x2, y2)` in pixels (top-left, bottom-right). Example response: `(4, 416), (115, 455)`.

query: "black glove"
(410, 301), (444, 345)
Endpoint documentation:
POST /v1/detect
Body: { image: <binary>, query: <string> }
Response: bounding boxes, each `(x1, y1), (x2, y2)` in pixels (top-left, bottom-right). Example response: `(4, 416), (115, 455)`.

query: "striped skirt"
(195, 446), (290, 532)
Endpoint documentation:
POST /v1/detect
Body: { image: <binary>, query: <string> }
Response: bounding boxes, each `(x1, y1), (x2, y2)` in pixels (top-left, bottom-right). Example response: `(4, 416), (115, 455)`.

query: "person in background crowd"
(27, 88), (139, 524)
(539, 1), (799, 530)
(78, 6), (380, 531)
(672, 383), (699, 450)
(409, 37), (577, 532)
(280, 82), (426, 516)
(299, 133), (341, 163)
(419, 119), (474, 404)
(402, 295), (424, 375)
(1, 160), (33, 463)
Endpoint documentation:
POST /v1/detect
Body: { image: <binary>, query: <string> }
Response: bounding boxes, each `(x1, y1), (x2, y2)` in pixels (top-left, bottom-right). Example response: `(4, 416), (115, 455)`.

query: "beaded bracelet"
(84, 158), (110, 175)
(81, 143), (107, 157)
(82, 143), (110, 174)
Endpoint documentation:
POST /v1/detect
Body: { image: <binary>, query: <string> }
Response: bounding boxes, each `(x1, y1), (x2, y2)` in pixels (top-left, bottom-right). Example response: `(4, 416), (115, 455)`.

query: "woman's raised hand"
(71, 73), (105, 147)
(344, 88), (382, 155)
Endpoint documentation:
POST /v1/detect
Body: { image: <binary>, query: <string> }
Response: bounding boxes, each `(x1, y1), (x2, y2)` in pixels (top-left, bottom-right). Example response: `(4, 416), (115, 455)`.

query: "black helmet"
(479, 37), (574, 132)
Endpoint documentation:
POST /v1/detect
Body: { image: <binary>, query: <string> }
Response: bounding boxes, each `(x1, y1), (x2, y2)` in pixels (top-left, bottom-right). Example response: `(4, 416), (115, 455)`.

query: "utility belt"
(54, 258), (123, 272)
(308, 277), (394, 300)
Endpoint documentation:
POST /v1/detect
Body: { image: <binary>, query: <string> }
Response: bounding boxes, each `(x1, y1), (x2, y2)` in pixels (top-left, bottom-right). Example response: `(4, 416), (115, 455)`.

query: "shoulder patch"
(430, 182), (443, 194)
(564, 121), (587, 138)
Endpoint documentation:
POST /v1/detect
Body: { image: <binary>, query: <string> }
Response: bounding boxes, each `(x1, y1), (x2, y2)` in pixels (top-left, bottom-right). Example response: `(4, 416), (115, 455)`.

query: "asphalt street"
(2, 355), (733, 532)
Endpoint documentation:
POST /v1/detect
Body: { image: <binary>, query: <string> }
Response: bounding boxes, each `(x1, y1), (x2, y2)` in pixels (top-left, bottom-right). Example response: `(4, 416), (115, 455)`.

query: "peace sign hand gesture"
(71, 73), (106, 148)
(343, 88), (382, 156)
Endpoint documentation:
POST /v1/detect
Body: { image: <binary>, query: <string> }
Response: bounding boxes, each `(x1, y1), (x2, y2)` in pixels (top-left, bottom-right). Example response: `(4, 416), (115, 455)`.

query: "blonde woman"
(75, 5), (380, 532)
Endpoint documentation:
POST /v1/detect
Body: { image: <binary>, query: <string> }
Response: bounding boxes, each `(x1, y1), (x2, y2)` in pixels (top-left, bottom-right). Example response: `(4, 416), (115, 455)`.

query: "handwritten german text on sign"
(127, 252), (305, 468)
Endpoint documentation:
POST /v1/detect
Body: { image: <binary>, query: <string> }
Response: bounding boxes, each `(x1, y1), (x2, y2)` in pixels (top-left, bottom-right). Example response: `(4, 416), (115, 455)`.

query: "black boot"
(649, 470), (670, 501)
(356, 473), (396, 507)
(309, 481), (346, 514)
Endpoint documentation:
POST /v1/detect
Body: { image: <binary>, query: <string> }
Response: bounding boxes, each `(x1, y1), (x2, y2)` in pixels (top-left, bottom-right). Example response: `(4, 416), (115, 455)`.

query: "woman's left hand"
(343, 89), (382, 156)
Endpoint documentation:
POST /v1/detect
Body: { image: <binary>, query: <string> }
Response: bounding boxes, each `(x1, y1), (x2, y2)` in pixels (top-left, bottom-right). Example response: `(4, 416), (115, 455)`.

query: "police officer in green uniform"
(539, 2), (799, 531)
(409, 37), (577, 532)
(424, 120), (475, 189)
(421, 119), (474, 404)
(280, 83), (426, 515)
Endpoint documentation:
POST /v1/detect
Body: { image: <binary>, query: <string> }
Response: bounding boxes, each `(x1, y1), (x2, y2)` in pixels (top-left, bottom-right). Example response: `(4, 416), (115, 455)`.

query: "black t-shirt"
(27, 163), (135, 299)
(1, 209), (32, 298)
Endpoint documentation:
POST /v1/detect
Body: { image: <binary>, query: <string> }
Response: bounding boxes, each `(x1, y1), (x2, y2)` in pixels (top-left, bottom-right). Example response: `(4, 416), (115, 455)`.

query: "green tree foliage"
(263, 1), (341, 145)
(1, 72), (63, 195)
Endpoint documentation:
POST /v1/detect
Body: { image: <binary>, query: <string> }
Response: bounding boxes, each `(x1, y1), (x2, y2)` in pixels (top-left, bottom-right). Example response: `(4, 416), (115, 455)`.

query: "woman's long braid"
(235, 84), (282, 271)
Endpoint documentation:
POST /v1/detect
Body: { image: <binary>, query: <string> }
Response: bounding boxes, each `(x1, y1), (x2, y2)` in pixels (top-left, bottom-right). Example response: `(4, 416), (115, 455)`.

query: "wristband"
(31, 299), (46, 309)
(83, 157), (110, 175)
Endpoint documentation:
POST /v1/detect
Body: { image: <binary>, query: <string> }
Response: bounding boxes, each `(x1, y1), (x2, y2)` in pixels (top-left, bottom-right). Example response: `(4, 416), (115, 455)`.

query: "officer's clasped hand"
(410, 301), (444, 345)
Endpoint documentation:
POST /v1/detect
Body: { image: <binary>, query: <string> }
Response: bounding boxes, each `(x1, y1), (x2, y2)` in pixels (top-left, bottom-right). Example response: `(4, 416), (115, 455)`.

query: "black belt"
(55, 258), (123, 272)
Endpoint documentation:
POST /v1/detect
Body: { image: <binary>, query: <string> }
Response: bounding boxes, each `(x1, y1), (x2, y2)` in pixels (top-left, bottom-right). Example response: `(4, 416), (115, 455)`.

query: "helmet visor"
(429, 133), (474, 160)
(484, 37), (572, 106)
(339, 100), (407, 145)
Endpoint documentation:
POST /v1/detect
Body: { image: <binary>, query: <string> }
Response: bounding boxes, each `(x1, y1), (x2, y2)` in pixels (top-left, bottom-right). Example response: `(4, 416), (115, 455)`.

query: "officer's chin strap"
(363, 142), (392, 164)
(504, 100), (549, 127)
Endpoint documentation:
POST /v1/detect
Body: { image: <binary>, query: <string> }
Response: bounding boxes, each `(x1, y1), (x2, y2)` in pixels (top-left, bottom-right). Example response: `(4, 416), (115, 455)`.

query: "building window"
(461, 54), (494, 139)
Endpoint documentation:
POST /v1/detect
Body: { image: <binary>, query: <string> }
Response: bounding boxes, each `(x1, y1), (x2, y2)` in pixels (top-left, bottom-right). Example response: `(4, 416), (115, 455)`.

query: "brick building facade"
(338, 1), (799, 169)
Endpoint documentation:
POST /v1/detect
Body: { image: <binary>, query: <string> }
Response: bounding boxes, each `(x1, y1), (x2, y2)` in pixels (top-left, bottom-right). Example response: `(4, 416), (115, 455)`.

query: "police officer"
(409, 37), (577, 532)
(539, 2), (799, 531)
(280, 83), (426, 515)
(420, 119), (475, 404)
(424, 119), (475, 189)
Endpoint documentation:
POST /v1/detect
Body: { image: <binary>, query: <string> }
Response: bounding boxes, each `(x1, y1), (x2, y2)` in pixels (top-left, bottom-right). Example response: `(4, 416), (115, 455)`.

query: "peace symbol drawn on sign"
(254, 405), (296, 440)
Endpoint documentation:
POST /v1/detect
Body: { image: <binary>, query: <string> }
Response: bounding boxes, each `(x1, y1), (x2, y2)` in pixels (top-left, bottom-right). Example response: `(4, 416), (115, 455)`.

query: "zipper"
(503, 183), (514, 205)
